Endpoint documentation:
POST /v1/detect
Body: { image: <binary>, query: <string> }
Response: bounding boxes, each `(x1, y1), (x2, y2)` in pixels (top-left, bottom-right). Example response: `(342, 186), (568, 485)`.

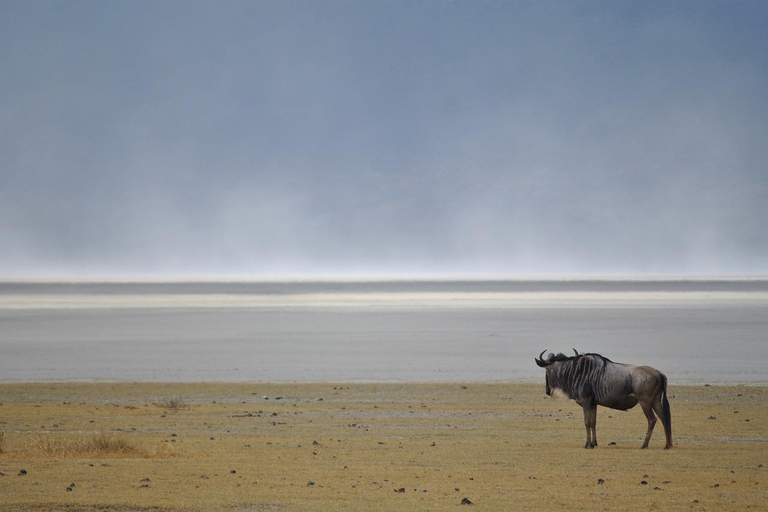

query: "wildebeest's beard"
(545, 373), (551, 396)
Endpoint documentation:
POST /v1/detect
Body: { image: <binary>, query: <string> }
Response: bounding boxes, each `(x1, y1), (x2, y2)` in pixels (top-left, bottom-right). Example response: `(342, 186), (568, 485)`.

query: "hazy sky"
(2, 1), (767, 278)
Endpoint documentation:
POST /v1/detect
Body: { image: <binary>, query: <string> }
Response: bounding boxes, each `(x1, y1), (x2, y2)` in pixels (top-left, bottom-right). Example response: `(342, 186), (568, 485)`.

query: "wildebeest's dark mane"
(552, 351), (614, 364)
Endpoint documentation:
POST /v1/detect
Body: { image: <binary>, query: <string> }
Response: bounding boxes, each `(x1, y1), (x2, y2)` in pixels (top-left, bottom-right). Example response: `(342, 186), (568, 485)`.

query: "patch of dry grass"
(155, 396), (190, 411)
(25, 433), (144, 458)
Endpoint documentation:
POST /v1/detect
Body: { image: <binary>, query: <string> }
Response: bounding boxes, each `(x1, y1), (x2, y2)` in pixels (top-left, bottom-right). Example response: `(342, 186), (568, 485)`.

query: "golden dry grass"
(0, 382), (765, 511)
(24, 432), (143, 458)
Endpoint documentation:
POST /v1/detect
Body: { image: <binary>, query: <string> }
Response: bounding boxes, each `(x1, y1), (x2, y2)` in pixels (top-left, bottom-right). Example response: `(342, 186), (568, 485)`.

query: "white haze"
(2, 2), (767, 279)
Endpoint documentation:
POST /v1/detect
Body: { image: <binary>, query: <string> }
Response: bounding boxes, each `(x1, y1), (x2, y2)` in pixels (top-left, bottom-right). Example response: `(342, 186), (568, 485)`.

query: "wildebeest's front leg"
(582, 402), (598, 448)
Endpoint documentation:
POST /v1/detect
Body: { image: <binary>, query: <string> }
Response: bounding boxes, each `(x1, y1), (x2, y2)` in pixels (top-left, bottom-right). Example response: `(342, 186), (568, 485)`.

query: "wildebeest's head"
(534, 349), (578, 396)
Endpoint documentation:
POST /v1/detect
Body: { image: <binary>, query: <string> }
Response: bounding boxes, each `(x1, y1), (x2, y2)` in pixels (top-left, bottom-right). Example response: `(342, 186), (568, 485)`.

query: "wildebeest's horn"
(573, 348), (579, 357)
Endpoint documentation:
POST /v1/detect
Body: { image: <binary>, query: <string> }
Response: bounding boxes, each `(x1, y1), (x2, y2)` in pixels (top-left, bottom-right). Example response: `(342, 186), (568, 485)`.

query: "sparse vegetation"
(0, 382), (765, 511)
(156, 396), (190, 411)
(26, 432), (144, 457)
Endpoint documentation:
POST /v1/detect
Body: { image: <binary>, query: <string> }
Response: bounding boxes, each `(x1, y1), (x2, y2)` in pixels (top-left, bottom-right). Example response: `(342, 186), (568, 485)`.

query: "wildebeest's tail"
(660, 373), (673, 449)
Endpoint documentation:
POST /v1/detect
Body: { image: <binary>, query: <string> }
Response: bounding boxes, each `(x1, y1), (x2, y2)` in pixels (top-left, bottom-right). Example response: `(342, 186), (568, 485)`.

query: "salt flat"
(1, 280), (767, 383)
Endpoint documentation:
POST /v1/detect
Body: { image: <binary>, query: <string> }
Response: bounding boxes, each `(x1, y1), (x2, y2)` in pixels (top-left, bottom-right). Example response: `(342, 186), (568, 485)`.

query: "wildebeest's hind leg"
(640, 401), (657, 449)
(582, 403), (597, 448)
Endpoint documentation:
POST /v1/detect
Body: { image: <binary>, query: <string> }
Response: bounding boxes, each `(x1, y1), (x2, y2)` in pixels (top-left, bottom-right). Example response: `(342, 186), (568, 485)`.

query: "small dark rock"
(230, 470), (237, 474)
(640, 480), (648, 485)
(312, 440), (319, 446)
(461, 497), (474, 505)
(708, 415), (716, 420)
(597, 478), (605, 484)
(608, 441), (616, 446)
(19, 469), (27, 476)
(140, 484), (151, 488)
(307, 480), (315, 486)
(140, 477), (151, 482)
(654, 486), (662, 490)
(643, 474), (649, 478)
(394, 487), (405, 493)
(69, 482), (75, 487)
(66, 486), (73, 492)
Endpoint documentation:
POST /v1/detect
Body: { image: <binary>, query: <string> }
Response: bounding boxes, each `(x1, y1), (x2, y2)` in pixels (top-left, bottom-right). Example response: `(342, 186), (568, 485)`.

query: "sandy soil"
(0, 382), (765, 511)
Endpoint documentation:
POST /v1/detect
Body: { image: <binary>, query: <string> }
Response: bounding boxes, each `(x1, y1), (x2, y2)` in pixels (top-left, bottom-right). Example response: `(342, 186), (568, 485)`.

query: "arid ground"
(0, 382), (765, 511)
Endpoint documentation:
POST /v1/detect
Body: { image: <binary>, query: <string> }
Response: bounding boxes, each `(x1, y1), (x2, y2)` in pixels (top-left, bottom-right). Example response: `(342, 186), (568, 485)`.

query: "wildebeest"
(535, 349), (672, 449)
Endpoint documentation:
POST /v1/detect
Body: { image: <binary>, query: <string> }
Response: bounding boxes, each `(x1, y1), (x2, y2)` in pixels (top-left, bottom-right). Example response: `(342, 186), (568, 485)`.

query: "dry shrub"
(27, 433), (145, 458)
(156, 396), (189, 411)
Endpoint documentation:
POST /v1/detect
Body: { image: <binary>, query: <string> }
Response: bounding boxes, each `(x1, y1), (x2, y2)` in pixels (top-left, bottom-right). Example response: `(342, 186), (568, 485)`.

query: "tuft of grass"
(155, 396), (190, 411)
(27, 432), (144, 458)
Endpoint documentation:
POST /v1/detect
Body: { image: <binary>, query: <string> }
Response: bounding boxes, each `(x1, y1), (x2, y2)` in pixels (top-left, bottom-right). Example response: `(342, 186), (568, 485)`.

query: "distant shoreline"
(3, 277), (768, 295)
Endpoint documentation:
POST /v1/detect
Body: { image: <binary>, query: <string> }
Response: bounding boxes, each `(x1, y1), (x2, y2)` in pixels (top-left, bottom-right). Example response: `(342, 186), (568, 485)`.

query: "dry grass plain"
(0, 382), (765, 511)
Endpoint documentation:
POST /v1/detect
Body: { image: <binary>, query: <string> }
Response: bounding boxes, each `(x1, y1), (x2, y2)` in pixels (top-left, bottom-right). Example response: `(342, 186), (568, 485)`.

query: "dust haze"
(2, 2), (767, 278)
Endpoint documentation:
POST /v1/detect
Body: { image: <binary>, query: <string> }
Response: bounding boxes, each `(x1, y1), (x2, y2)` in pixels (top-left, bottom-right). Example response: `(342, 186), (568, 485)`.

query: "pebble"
(461, 497), (474, 505)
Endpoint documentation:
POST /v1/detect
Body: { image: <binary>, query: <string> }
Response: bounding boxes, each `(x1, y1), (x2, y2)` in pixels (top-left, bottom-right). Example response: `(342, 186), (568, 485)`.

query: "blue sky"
(2, 1), (767, 277)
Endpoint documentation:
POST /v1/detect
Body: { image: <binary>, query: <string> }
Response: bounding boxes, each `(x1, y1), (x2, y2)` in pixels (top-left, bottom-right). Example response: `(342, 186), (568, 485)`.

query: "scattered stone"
(66, 486), (73, 492)
(18, 469), (27, 476)
(608, 442), (616, 446)
(394, 487), (405, 493)
(708, 416), (716, 420)
(140, 484), (151, 488)
(461, 497), (474, 505)
(200, 475), (209, 479)
(69, 482), (75, 487)
(640, 480), (648, 485)
(230, 470), (237, 474)
(312, 440), (319, 445)
(597, 479), (605, 484)
(140, 477), (151, 482)
(307, 480), (315, 486)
